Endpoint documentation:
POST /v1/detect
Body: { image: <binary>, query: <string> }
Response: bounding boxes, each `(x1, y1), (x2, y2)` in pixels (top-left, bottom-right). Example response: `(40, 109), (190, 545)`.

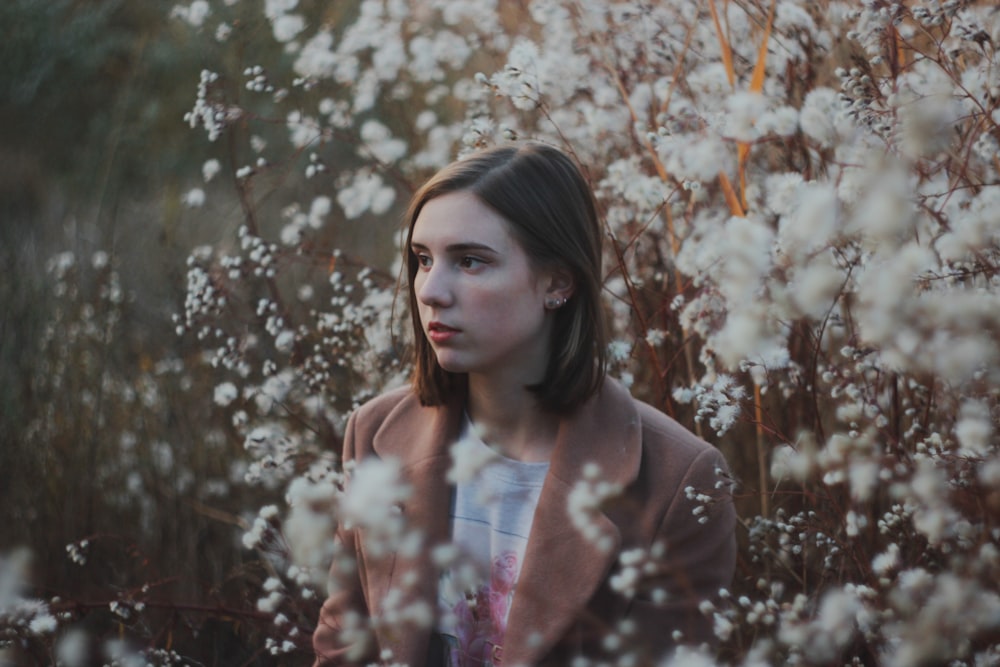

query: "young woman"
(313, 143), (737, 666)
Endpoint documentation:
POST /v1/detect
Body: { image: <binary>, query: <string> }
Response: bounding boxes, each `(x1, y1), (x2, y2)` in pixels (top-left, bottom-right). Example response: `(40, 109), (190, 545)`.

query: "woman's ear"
(543, 267), (575, 310)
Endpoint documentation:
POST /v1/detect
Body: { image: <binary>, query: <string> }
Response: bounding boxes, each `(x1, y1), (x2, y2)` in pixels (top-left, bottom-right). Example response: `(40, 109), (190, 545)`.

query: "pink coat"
(313, 378), (737, 665)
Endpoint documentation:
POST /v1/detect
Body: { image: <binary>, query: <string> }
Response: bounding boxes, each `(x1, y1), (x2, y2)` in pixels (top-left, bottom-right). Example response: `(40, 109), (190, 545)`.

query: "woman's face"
(410, 190), (561, 385)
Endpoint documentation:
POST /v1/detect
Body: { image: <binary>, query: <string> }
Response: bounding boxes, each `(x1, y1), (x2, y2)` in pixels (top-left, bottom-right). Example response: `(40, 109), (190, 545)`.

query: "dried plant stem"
(603, 59), (704, 414)
(708, 0), (736, 88)
(754, 382), (770, 517)
(719, 170), (746, 217)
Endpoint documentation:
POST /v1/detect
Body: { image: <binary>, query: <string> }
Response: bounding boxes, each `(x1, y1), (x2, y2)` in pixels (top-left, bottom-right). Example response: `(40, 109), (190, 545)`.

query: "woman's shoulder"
(592, 378), (724, 473)
(341, 385), (417, 459)
(625, 391), (734, 523)
(354, 384), (416, 416)
(626, 391), (729, 483)
(601, 380), (735, 540)
(352, 383), (417, 421)
(345, 382), (459, 463)
(631, 397), (714, 456)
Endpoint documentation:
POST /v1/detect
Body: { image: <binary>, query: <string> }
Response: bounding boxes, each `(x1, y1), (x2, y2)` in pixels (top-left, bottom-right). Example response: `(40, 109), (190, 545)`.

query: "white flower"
(779, 587), (863, 662)
(182, 188), (206, 208)
(660, 645), (718, 667)
(872, 543), (900, 576)
(644, 329), (666, 346)
(777, 181), (840, 256)
(171, 0), (211, 28)
(658, 133), (729, 183)
(854, 242), (934, 347)
(799, 87), (842, 147)
(360, 120), (407, 163)
(286, 111), (317, 148)
(242, 516), (268, 549)
(336, 170), (396, 219)
(848, 459), (880, 502)
(491, 40), (542, 110)
(55, 628), (89, 667)
(567, 464), (621, 552)
(202, 158), (221, 182)
(713, 613), (734, 641)
(758, 105), (800, 137)
(272, 14), (305, 43)
(280, 220), (304, 245)
(91, 250), (110, 269)
(257, 590), (283, 613)
(274, 330), (295, 353)
(264, 0), (297, 20)
(848, 164), (915, 247)
(955, 400), (994, 456)
(771, 441), (816, 482)
(339, 458), (410, 530)
(254, 371), (294, 413)
(294, 31), (337, 79)
(764, 172), (804, 216)
(308, 196), (332, 228)
(980, 456), (1000, 488)
(710, 404), (740, 436)
(725, 91), (767, 142)
(789, 255), (844, 319)
(213, 382), (238, 407)
(845, 510), (867, 537)
(29, 612), (57, 634)
(446, 427), (498, 483)
(284, 474), (339, 584)
(608, 340), (632, 362)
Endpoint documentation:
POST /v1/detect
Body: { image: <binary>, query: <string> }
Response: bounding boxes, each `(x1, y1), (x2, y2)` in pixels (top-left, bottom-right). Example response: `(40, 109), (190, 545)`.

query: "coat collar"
(368, 378), (642, 665)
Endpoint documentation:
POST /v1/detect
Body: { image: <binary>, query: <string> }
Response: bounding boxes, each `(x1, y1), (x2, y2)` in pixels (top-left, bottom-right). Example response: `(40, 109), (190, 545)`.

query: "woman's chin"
(434, 354), (470, 374)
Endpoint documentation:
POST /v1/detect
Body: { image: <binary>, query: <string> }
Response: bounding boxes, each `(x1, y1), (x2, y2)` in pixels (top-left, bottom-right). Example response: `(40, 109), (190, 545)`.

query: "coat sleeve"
(626, 445), (737, 654)
(312, 412), (377, 666)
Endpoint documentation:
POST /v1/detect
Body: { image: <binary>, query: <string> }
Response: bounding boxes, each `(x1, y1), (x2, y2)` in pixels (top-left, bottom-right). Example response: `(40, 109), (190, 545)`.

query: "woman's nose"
(416, 265), (453, 307)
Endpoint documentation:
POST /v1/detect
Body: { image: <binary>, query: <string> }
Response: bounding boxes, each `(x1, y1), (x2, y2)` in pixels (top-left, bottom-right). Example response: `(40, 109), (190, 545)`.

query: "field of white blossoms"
(3, 0), (999, 665)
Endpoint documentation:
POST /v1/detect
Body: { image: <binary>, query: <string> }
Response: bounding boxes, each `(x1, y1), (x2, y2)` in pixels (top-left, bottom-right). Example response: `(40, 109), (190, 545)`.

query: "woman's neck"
(466, 376), (559, 463)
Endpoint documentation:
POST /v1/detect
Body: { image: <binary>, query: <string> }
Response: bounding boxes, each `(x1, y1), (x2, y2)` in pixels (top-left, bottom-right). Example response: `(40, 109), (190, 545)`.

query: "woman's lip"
(427, 322), (460, 343)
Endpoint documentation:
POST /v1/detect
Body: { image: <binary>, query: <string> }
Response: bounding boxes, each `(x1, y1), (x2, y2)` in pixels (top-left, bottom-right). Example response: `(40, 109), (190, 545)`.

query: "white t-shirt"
(435, 419), (549, 666)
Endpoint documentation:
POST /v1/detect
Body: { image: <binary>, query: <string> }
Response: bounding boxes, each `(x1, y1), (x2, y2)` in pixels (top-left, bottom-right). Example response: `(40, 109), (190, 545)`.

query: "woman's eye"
(459, 256), (484, 269)
(416, 253), (432, 268)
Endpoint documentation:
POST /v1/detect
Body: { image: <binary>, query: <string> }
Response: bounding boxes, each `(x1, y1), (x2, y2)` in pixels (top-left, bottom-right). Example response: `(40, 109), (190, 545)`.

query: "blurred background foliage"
(2, 1), (416, 661)
(2, 0), (192, 519)
(0, 1), (310, 661)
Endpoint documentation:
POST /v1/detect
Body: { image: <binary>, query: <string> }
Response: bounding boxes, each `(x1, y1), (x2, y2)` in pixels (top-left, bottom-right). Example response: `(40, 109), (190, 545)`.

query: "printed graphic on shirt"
(438, 551), (519, 666)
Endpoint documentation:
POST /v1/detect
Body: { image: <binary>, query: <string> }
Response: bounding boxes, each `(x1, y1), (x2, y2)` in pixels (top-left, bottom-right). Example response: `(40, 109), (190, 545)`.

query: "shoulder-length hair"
(404, 142), (608, 414)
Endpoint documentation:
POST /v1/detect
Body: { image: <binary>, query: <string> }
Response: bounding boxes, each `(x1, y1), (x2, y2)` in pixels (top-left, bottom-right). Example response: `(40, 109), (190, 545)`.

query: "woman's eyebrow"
(410, 241), (499, 254)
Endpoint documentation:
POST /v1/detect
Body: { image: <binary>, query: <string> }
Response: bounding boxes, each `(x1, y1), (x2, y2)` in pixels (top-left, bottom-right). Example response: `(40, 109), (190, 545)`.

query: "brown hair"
(404, 143), (608, 414)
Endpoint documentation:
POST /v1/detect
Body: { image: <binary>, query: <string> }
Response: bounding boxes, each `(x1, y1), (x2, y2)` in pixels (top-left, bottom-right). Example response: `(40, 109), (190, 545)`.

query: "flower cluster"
(1, 550), (58, 644)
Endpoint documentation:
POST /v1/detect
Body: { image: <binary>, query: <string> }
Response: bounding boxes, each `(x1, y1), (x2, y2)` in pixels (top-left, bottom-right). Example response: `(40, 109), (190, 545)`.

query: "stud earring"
(545, 296), (567, 309)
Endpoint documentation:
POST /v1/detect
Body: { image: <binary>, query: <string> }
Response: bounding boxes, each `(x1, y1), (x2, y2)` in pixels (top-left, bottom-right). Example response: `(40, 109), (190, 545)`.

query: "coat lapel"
(366, 392), (462, 666)
(503, 379), (642, 665)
